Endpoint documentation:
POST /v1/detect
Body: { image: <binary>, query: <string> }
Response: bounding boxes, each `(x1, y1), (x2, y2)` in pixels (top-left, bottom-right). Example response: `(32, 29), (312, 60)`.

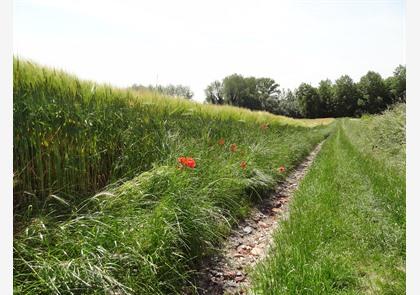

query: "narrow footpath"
(195, 142), (324, 294)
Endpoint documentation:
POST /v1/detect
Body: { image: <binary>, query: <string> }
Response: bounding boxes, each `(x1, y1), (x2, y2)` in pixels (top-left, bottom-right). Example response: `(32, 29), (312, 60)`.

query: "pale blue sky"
(14, 0), (405, 101)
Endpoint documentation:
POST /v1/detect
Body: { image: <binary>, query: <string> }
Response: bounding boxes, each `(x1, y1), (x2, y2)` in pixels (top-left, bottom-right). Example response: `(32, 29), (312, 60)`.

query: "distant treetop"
(131, 83), (194, 100)
(204, 65), (405, 118)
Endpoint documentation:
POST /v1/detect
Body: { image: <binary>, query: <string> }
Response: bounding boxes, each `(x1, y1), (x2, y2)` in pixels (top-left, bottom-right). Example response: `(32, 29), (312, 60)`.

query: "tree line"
(204, 65), (406, 118)
(131, 83), (194, 99)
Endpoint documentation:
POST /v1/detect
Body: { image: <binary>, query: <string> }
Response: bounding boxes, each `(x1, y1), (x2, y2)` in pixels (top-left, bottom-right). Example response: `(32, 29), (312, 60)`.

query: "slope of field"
(251, 105), (406, 294)
(13, 59), (332, 218)
(13, 59), (333, 294)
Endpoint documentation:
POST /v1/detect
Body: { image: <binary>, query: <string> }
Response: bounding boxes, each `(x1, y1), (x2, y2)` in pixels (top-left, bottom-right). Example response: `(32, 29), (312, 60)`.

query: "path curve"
(195, 141), (325, 294)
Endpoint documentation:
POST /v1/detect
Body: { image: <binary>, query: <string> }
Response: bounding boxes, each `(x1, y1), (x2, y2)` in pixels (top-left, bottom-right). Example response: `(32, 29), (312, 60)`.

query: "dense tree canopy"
(206, 74), (281, 111)
(204, 65), (405, 118)
(223, 75), (262, 110)
(386, 65), (406, 103)
(205, 81), (224, 105)
(296, 83), (321, 118)
(333, 75), (360, 117)
(277, 90), (301, 118)
(318, 79), (334, 117)
(358, 71), (390, 114)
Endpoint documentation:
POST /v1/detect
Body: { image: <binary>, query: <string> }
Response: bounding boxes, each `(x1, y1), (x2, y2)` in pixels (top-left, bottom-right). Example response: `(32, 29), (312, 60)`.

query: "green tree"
(357, 71), (389, 114)
(296, 83), (321, 118)
(222, 74), (262, 110)
(263, 96), (281, 114)
(386, 65), (406, 103)
(242, 76), (262, 110)
(333, 75), (360, 117)
(205, 75), (281, 112)
(204, 80), (225, 104)
(204, 65), (404, 118)
(318, 79), (334, 117)
(278, 89), (302, 118)
(222, 74), (247, 106)
(256, 77), (280, 109)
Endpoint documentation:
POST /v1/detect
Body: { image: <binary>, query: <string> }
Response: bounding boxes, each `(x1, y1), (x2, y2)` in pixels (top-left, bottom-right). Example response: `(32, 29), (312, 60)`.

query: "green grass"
(13, 58), (332, 221)
(345, 104), (405, 173)
(13, 59), (333, 294)
(251, 106), (405, 294)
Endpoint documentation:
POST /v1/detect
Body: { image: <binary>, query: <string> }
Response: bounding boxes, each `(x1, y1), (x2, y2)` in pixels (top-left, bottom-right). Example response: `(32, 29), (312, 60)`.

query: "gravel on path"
(193, 142), (324, 294)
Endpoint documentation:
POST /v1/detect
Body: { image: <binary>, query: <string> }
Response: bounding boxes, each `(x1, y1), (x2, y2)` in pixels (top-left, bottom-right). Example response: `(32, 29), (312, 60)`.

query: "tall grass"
(13, 58), (333, 293)
(251, 107), (405, 294)
(345, 103), (406, 173)
(13, 58), (332, 220)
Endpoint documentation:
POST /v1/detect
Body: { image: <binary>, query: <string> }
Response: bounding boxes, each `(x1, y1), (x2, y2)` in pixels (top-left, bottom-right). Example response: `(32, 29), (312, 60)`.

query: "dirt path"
(194, 142), (324, 294)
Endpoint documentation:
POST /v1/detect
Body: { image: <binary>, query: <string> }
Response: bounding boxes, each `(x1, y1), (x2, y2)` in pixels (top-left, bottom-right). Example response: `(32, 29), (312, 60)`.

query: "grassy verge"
(13, 59), (333, 294)
(345, 104), (405, 173)
(13, 58), (332, 221)
(251, 107), (405, 294)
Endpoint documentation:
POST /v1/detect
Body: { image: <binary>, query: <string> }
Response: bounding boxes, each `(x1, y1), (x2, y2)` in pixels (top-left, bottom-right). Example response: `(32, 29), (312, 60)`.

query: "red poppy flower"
(218, 138), (225, 145)
(178, 157), (196, 168)
(278, 166), (286, 173)
(186, 158), (196, 168)
(240, 161), (247, 169)
(230, 144), (237, 152)
(260, 123), (269, 130)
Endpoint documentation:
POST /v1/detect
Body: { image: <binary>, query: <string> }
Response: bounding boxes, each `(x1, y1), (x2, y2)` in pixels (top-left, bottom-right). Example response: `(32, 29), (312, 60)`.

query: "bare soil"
(193, 142), (324, 294)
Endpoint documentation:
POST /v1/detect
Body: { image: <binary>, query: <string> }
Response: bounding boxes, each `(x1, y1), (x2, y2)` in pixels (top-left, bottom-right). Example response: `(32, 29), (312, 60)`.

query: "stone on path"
(243, 226), (253, 234)
(258, 221), (269, 228)
(193, 142), (325, 295)
(250, 247), (264, 256)
(272, 207), (282, 213)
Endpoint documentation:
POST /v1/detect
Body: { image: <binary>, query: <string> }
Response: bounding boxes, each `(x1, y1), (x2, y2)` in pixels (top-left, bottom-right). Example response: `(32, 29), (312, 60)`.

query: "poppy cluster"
(218, 138), (225, 145)
(178, 157), (196, 168)
(278, 166), (286, 173)
(240, 161), (247, 169)
(230, 143), (238, 152)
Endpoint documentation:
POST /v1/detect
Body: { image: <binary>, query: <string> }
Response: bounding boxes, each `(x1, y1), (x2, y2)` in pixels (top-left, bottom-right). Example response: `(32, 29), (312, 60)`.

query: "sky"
(14, 0), (405, 102)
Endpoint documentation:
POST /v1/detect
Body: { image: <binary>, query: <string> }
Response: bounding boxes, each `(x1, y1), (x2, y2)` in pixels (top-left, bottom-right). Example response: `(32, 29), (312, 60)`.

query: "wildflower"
(278, 166), (286, 173)
(230, 144), (238, 152)
(260, 123), (269, 130)
(218, 138), (225, 145)
(185, 158), (196, 168)
(178, 157), (196, 168)
(240, 161), (247, 169)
